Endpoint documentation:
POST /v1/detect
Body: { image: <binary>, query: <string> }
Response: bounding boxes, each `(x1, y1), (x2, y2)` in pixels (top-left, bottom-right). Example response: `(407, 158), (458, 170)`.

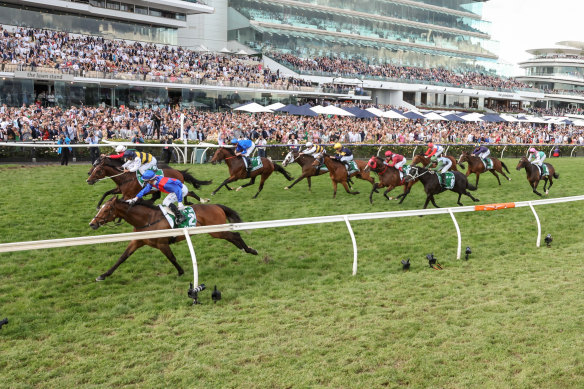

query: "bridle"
(406, 166), (429, 181)
(92, 202), (123, 228)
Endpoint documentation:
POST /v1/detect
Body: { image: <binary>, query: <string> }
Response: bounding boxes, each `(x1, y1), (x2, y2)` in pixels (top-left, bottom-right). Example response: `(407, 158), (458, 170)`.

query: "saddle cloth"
(537, 164), (549, 177)
(159, 205), (197, 228)
(481, 158), (494, 170)
(400, 165), (411, 182)
(346, 160), (359, 175)
(137, 169), (164, 186)
(247, 156), (263, 172)
(437, 171), (456, 190)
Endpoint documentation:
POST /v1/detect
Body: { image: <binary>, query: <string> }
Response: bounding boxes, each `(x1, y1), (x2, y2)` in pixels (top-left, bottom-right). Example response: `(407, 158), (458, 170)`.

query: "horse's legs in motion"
(369, 183), (379, 204)
(423, 195), (432, 209)
(490, 170), (502, 185)
(157, 243), (185, 276)
(475, 172), (481, 188)
(429, 194), (440, 208)
(531, 179), (542, 196)
(209, 231), (258, 255)
(543, 177), (552, 195)
(96, 187), (121, 210)
(332, 181), (338, 198)
(464, 190), (480, 202)
(238, 176), (256, 189)
(457, 193), (464, 206)
(212, 176), (237, 195)
(306, 176), (312, 192)
(96, 240), (145, 281)
(341, 180), (359, 195)
(284, 174), (306, 190)
(383, 185), (396, 200)
(252, 172), (270, 199)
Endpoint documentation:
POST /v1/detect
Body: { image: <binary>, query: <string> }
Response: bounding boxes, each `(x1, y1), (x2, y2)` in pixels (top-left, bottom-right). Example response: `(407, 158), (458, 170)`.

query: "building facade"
(516, 41), (584, 111)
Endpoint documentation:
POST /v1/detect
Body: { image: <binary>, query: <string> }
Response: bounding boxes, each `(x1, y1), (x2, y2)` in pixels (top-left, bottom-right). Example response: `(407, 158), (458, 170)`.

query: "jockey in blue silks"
(129, 170), (187, 225)
(231, 138), (256, 175)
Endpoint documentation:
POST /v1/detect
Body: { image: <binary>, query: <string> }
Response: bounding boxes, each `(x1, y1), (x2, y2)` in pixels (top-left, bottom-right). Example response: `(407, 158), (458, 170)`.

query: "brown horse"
(313, 154), (375, 198)
(89, 196), (258, 281)
(365, 156), (415, 204)
(516, 157), (559, 196)
(411, 154), (459, 171)
(282, 150), (328, 191)
(87, 156), (211, 209)
(458, 151), (511, 187)
(210, 147), (293, 198)
(405, 166), (479, 208)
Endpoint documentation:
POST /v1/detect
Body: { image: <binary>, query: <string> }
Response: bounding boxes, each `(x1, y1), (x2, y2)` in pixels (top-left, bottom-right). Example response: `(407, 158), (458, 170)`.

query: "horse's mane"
(222, 147), (235, 155)
(117, 198), (160, 211)
(104, 157), (123, 167)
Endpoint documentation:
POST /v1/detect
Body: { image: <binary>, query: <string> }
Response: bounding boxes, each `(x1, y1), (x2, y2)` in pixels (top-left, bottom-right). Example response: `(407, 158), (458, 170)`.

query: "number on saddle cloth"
(438, 172), (456, 190)
(137, 169), (164, 186)
(159, 205), (197, 228)
(346, 160), (358, 174)
(248, 156), (263, 172)
(482, 158), (493, 170)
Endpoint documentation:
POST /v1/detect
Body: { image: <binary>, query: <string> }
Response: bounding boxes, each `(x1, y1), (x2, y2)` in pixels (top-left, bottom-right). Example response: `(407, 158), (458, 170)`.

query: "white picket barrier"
(1, 195), (583, 287)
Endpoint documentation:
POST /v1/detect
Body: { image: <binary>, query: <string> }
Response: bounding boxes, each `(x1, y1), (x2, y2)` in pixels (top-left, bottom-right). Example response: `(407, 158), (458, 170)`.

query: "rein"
(94, 171), (126, 183)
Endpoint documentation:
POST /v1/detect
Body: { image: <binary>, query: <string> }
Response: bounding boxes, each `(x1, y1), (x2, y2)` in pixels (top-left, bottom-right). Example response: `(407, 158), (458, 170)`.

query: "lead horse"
(516, 157), (559, 196)
(282, 150), (328, 191)
(365, 156), (416, 204)
(89, 196), (258, 281)
(87, 156), (212, 209)
(210, 147), (293, 198)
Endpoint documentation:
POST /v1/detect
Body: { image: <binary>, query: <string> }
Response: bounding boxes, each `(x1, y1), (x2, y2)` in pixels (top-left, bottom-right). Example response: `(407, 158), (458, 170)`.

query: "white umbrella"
(381, 110), (408, 119)
(365, 107), (384, 117)
(309, 105), (327, 114)
(219, 47), (232, 54)
(234, 102), (273, 113)
(314, 105), (355, 116)
(499, 114), (519, 122)
(460, 112), (484, 122)
(265, 102), (285, 110)
(235, 49), (248, 55)
(423, 111), (448, 121)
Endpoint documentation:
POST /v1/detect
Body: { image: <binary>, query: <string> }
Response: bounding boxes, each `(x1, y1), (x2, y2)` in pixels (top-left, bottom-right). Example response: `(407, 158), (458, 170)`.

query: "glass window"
(134, 6), (148, 15)
(149, 9), (162, 17)
(106, 1), (120, 11)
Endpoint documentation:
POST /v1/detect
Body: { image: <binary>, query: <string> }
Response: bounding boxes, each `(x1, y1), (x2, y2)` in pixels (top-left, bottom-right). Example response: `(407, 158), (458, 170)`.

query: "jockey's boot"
(169, 203), (185, 225)
(343, 161), (350, 171)
(245, 157), (252, 177)
(440, 173), (447, 186)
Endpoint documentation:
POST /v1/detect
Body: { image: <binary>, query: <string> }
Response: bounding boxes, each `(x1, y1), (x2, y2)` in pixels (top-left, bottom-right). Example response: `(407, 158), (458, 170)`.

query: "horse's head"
(405, 166), (427, 183)
(86, 156), (108, 185)
(458, 151), (470, 164)
(412, 154), (427, 166)
(282, 150), (296, 167)
(365, 156), (382, 172)
(210, 147), (233, 165)
(89, 196), (119, 229)
(516, 156), (529, 171)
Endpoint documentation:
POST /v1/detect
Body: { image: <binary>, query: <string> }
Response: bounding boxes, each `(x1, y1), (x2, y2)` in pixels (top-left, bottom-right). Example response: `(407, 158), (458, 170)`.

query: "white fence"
(1, 195), (583, 290)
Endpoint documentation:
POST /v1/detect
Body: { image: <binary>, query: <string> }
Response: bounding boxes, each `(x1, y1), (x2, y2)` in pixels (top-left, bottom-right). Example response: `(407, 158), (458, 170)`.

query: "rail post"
(528, 202), (541, 247)
(448, 209), (462, 259)
(344, 216), (358, 276)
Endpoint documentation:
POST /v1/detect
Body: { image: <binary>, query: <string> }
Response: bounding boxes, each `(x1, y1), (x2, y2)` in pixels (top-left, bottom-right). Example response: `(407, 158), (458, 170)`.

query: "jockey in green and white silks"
(528, 147), (546, 167)
(430, 155), (451, 173)
(301, 142), (325, 158)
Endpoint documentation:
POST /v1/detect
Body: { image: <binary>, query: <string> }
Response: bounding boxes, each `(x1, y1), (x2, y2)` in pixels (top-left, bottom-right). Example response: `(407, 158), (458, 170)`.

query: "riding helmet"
(334, 143), (342, 149)
(231, 138), (238, 144)
(305, 141), (313, 147)
(142, 170), (156, 181)
(385, 150), (393, 157)
(115, 145), (127, 153)
(529, 147), (536, 153)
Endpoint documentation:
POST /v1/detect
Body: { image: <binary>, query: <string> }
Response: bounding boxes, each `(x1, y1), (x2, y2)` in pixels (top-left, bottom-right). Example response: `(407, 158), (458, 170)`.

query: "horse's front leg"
(96, 240), (145, 281)
(475, 173), (480, 188)
(546, 178), (553, 194)
(531, 180), (542, 196)
(211, 176), (237, 195)
(237, 176), (256, 191)
(342, 180), (359, 195)
(96, 187), (121, 210)
(490, 170), (501, 185)
(457, 192), (463, 206)
(383, 185), (396, 200)
(157, 243), (184, 276)
(284, 174), (306, 190)
(429, 194), (440, 208)
(369, 183), (382, 204)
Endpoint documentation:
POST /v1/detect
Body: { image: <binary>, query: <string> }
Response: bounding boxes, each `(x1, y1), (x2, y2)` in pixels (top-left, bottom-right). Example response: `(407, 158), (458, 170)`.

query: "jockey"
(333, 142), (353, 170)
(100, 145), (127, 160)
(384, 150), (407, 171)
(472, 143), (490, 164)
(122, 149), (157, 175)
(231, 138), (256, 175)
(301, 141), (325, 158)
(424, 141), (444, 159)
(430, 155), (452, 183)
(129, 170), (187, 225)
(528, 147), (546, 175)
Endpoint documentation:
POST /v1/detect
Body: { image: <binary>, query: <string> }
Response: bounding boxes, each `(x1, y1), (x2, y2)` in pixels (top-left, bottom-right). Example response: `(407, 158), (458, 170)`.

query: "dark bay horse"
(458, 151), (511, 187)
(365, 156), (415, 204)
(89, 196), (258, 281)
(87, 156), (211, 209)
(210, 147), (293, 198)
(313, 154), (375, 198)
(405, 166), (479, 208)
(412, 154), (460, 171)
(516, 157), (559, 196)
(282, 150), (328, 191)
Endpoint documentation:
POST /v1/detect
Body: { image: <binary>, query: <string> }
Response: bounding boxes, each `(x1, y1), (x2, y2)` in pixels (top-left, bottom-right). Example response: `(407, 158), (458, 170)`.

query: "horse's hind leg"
(464, 190), (479, 202)
(209, 231), (258, 255)
(212, 177), (236, 195)
(490, 170), (501, 185)
(429, 195), (440, 208)
(96, 240), (144, 281)
(252, 173), (270, 199)
(158, 244), (185, 276)
(475, 173), (480, 188)
(543, 178), (552, 195)
(284, 174), (305, 190)
(307, 176), (312, 192)
(342, 181), (359, 195)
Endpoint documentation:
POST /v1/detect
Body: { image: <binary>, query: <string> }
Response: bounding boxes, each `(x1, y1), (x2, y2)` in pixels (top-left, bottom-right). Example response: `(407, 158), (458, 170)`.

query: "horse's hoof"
(474, 199), (480, 202)
(545, 191), (549, 195)
(236, 186), (243, 192)
(211, 192), (216, 196)
(388, 196), (394, 201)
(248, 248), (258, 255)
(96, 275), (105, 282)
(200, 198), (210, 203)
(284, 186), (289, 190)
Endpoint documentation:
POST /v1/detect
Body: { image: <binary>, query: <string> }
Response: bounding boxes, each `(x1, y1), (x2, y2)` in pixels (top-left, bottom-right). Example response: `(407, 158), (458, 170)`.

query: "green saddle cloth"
(137, 169), (164, 186)
(482, 158), (494, 170)
(400, 165), (411, 181)
(347, 160), (359, 174)
(540, 164), (549, 177)
(159, 205), (197, 228)
(249, 156), (263, 172)
(318, 164), (329, 172)
(437, 171), (456, 190)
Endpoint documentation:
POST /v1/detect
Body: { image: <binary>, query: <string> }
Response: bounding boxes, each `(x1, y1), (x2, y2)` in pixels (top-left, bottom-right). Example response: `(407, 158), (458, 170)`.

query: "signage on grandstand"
(14, 71), (74, 82)
(497, 93), (515, 98)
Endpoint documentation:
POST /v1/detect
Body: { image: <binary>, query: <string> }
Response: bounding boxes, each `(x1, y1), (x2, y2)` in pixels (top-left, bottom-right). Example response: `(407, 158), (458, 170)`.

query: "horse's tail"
(216, 204), (243, 224)
(273, 163), (294, 181)
(466, 181), (478, 191)
(458, 163), (466, 170)
(179, 169), (212, 189)
(553, 172), (559, 179)
(501, 161), (510, 174)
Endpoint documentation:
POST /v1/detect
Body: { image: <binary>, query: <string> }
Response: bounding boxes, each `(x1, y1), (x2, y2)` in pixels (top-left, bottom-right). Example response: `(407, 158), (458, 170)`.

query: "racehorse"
(209, 147), (293, 198)
(282, 150), (328, 191)
(405, 166), (479, 208)
(89, 196), (258, 281)
(411, 154), (460, 171)
(313, 153), (375, 198)
(87, 156), (211, 209)
(365, 156), (415, 204)
(458, 151), (511, 187)
(516, 157), (559, 196)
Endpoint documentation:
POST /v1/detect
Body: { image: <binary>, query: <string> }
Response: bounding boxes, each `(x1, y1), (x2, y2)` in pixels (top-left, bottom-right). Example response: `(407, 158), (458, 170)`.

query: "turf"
(0, 158), (583, 388)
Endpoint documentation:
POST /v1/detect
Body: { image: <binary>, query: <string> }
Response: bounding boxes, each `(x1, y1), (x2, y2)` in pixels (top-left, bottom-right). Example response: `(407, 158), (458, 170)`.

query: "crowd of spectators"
(0, 26), (312, 89)
(2, 104), (582, 148)
(268, 52), (531, 91)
